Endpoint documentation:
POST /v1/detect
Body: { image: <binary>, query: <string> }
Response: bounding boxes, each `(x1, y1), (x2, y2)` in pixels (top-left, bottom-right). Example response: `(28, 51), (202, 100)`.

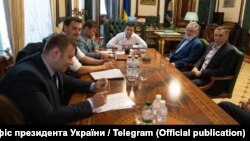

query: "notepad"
(90, 69), (124, 80)
(93, 93), (135, 113)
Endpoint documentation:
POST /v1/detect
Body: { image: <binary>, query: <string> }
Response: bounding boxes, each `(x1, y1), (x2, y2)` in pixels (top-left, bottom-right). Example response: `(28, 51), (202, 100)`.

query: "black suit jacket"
(195, 42), (236, 78)
(193, 42), (236, 95)
(0, 53), (93, 124)
(16, 42), (43, 63)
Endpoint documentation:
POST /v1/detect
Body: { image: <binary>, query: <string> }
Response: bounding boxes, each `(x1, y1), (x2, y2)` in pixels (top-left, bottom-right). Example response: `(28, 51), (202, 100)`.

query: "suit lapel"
(174, 37), (196, 54)
(34, 53), (62, 107)
(206, 43), (227, 68)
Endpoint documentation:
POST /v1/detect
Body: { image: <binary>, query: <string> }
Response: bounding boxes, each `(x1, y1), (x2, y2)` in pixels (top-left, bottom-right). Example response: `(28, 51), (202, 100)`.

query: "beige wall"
(217, 0), (242, 22)
(130, 0), (200, 23)
(130, 0), (165, 23)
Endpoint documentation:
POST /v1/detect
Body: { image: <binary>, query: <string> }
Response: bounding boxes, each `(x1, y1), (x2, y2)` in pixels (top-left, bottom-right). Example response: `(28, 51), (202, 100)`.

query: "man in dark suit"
(169, 22), (204, 70)
(0, 34), (108, 124)
(219, 99), (250, 124)
(183, 26), (236, 96)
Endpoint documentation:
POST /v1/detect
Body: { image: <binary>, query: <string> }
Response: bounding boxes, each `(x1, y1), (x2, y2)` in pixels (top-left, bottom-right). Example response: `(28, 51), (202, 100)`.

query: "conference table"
(69, 48), (238, 125)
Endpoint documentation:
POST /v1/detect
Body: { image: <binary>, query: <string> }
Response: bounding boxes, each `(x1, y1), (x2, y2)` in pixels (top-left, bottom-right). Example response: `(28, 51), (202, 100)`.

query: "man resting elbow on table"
(106, 22), (147, 49)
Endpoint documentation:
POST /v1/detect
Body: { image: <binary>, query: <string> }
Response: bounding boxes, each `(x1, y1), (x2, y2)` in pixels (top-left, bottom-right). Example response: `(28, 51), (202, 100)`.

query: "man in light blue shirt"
(77, 20), (110, 59)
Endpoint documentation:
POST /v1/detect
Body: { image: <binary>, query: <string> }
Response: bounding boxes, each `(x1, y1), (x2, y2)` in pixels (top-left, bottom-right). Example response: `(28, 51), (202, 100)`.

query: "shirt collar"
(123, 32), (135, 39)
(41, 54), (55, 77)
(213, 44), (223, 50)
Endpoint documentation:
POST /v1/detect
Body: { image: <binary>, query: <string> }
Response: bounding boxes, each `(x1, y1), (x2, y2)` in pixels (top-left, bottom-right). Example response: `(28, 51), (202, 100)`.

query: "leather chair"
(228, 24), (242, 48)
(143, 16), (160, 48)
(103, 19), (127, 45)
(199, 46), (244, 98)
(145, 16), (160, 28)
(200, 38), (209, 49)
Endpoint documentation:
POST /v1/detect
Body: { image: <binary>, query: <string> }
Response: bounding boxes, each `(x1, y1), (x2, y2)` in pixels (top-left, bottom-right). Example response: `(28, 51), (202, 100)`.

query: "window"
(24, 0), (53, 45)
(0, 0), (11, 55)
(100, 0), (107, 15)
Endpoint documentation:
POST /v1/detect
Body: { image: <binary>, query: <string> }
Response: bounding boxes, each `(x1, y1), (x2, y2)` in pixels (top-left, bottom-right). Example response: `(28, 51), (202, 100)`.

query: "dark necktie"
(52, 73), (58, 89)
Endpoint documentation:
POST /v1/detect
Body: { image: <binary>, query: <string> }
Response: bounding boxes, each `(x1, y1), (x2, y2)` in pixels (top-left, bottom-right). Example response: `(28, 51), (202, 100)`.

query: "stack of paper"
(90, 68), (124, 80)
(94, 93), (135, 113)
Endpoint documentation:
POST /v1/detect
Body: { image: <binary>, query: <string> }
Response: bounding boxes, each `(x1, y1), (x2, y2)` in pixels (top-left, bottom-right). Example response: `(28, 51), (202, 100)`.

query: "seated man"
(77, 20), (109, 59)
(62, 17), (116, 76)
(106, 22), (147, 48)
(169, 22), (204, 70)
(183, 26), (236, 96)
(218, 99), (250, 124)
(0, 34), (108, 124)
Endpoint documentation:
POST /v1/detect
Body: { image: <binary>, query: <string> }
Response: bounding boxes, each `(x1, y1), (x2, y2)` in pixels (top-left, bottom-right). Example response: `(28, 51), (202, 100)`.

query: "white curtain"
(0, 0), (10, 53)
(24, 0), (53, 45)
(3, 0), (25, 58)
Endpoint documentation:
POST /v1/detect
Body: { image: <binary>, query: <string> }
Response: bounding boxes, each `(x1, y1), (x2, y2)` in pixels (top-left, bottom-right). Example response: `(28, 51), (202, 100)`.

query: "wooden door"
(173, 0), (196, 27)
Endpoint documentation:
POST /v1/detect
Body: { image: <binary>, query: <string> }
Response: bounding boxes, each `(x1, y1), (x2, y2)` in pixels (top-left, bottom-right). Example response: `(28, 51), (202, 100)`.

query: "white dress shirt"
(106, 32), (147, 48)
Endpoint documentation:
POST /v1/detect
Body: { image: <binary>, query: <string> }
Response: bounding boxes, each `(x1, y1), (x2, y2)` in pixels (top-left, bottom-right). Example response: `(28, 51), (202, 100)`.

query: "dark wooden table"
(69, 48), (238, 125)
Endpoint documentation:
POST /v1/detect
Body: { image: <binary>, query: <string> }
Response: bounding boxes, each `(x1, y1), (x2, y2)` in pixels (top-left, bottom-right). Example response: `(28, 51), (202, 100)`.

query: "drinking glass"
(134, 105), (143, 125)
(140, 70), (148, 81)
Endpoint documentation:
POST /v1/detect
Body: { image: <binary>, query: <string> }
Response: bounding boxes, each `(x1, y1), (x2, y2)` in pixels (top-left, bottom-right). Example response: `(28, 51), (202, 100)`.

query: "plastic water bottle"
(142, 101), (154, 125)
(134, 55), (140, 78)
(156, 100), (168, 124)
(126, 55), (136, 82)
(152, 94), (162, 115)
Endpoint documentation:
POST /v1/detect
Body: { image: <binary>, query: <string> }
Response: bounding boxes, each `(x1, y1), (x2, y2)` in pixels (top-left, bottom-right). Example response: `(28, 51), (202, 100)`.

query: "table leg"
(161, 40), (165, 56)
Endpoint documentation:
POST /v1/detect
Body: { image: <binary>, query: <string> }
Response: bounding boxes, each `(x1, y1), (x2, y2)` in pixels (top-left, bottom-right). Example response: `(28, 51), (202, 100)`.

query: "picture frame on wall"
(140, 0), (157, 5)
(223, 0), (235, 8)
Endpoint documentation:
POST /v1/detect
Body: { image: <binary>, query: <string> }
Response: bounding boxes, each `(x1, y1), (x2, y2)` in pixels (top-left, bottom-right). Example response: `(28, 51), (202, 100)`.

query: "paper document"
(94, 93), (135, 113)
(155, 32), (181, 35)
(115, 51), (125, 54)
(132, 45), (141, 48)
(100, 50), (112, 54)
(90, 68), (124, 80)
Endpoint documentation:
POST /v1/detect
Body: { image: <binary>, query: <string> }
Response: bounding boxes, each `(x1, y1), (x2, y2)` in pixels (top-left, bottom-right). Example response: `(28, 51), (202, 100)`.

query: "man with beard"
(169, 22), (204, 70)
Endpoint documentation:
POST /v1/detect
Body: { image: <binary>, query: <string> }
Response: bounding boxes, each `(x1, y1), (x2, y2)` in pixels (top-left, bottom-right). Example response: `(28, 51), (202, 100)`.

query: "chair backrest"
(199, 38), (209, 57)
(200, 38), (209, 48)
(16, 42), (43, 63)
(224, 46), (244, 94)
(104, 19), (127, 44)
(145, 16), (160, 28)
(228, 24), (242, 47)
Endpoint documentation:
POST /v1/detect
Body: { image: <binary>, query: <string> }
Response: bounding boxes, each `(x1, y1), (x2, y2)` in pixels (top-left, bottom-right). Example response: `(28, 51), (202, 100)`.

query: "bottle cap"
(145, 101), (152, 106)
(156, 94), (162, 99)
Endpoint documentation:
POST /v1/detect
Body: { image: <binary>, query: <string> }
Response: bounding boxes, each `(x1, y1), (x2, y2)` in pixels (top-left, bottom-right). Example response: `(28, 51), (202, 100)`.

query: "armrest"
(199, 75), (233, 91)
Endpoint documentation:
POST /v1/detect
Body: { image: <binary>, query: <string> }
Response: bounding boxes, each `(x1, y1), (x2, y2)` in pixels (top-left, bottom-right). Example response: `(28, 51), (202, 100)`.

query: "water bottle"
(156, 100), (168, 124)
(134, 55), (140, 78)
(142, 101), (154, 125)
(152, 94), (162, 115)
(126, 55), (136, 81)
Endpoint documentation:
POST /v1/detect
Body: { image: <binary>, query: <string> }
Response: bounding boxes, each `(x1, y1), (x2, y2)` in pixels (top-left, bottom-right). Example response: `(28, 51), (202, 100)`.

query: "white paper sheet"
(93, 93), (135, 113)
(90, 68), (124, 80)
(154, 32), (181, 35)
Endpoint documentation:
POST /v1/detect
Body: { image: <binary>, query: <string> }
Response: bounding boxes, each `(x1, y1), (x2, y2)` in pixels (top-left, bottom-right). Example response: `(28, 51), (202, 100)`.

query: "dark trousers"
(219, 101), (250, 124)
(182, 71), (223, 96)
(182, 71), (210, 86)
